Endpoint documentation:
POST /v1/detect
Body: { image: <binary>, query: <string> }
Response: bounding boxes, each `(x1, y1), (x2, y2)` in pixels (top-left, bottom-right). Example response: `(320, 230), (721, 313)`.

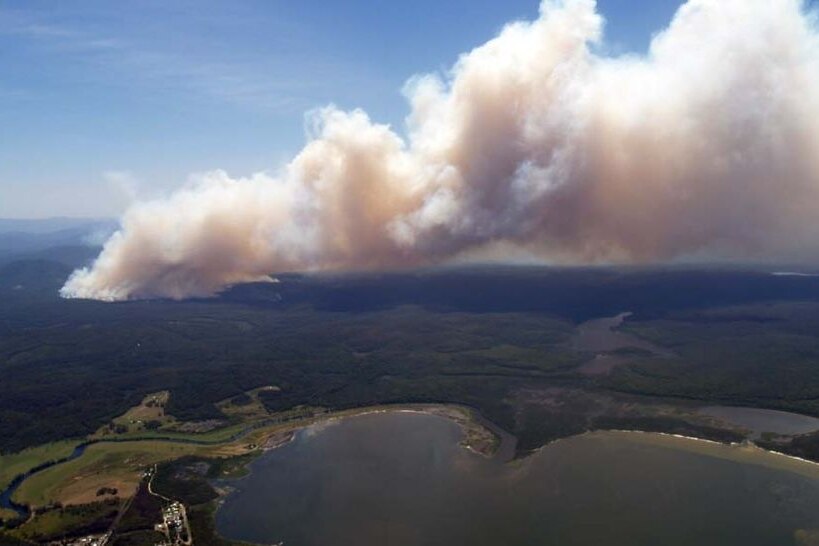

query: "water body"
(0, 443), (88, 519)
(216, 412), (819, 546)
(701, 406), (819, 438)
(572, 312), (671, 354)
(572, 312), (672, 375)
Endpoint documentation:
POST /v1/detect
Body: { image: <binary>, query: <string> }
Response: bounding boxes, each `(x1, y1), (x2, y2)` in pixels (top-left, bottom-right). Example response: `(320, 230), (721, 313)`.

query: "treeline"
(151, 457), (254, 546)
(6, 265), (819, 460)
(0, 293), (575, 453)
(113, 482), (161, 535)
(758, 430), (819, 461)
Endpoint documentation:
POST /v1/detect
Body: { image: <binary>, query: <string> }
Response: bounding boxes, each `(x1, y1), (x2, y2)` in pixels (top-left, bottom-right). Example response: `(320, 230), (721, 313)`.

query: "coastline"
(8, 402), (819, 517)
(207, 404), (819, 507)
(591, 429), (819, 479)
(208, 408), (819, 546)
(7, 403), (819, 545)
(245, 404), (511, 460)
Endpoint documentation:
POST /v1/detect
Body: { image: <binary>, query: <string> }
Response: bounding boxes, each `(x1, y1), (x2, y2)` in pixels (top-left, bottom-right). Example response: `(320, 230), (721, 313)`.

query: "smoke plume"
(62, 0), (819, 300)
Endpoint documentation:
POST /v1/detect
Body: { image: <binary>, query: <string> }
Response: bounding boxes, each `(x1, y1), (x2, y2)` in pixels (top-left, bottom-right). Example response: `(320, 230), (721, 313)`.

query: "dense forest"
(5, 247), (819, 455)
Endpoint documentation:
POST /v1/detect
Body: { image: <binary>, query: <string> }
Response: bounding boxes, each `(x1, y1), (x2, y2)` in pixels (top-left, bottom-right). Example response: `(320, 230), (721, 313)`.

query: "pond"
(700, 406), (819, 438)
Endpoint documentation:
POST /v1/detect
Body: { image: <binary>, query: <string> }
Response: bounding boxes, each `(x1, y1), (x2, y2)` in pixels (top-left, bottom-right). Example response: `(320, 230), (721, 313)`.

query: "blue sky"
(0, 0), (684, 218)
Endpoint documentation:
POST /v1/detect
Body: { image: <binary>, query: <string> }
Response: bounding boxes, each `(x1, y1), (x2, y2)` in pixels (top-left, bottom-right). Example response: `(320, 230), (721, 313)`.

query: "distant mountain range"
(0, 217), (114, 266)
(0, 217), (114, 234)
(0, 219), (114, 295)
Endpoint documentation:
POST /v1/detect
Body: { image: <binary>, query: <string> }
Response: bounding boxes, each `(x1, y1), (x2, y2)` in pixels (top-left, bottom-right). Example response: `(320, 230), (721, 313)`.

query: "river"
(0, 422), (273, 520)
(216, 411), (819, 546)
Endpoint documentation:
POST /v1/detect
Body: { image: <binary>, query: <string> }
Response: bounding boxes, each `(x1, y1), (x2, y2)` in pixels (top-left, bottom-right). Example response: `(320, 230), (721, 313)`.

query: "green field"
(0, 441), (79, 491)
(99, 421), (255, 445)
(0, 507), (20, 521)
(92, 391), (173, 437)
(12, 441), (205, 508)
(5, 392), (326, 513)
(9, 501), (118, 543)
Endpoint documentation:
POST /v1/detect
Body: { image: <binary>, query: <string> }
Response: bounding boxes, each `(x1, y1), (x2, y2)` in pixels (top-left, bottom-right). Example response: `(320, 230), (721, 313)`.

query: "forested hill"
(5, 260), (819, 454)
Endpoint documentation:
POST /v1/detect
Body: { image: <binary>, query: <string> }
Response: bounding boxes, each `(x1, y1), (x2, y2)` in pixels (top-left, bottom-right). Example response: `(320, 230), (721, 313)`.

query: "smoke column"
(62, 0), (819, 301)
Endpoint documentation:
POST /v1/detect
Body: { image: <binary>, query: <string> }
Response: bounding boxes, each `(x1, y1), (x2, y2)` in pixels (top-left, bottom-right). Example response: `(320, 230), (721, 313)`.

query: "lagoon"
(216, 411), (819, 546)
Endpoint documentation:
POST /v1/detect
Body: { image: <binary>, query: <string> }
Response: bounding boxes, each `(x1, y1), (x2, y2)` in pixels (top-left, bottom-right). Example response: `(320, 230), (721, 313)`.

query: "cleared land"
(9, 501), (118, 543)
(92, 391), (172, 437)
(3, 386), (819, 545)
(217, 386), (280, 419)
(0, 395), (506, 545)
(9, 399), (496, 511)
(0, 441), (79, 491)
(13, 442), (203, 507)
(0, 507), (20, 521)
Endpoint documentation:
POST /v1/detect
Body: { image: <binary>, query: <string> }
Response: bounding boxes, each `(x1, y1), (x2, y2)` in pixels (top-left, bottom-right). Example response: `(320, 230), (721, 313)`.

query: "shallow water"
(700, 406), (819, 437)
(572, 312), (664, 353)
(572, 312), (672, 376)
(216, 412), (819, 546)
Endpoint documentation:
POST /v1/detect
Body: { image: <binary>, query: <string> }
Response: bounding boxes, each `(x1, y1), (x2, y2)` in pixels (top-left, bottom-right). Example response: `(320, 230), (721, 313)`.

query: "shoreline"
(7, 401), (819, 511)
(589, 429), (819, 479)
(210, 405), (819, 498)
(7, 404), (819, 545)
(7, 401), (819, 517)
(248, 404), (511, 460)
(0, 403), (504, 521)
(208, 408), (819, 546)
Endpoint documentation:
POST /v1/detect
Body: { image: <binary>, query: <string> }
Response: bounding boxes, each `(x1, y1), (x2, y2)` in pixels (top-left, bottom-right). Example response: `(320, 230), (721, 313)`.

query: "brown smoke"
(62, 0), (819, 300)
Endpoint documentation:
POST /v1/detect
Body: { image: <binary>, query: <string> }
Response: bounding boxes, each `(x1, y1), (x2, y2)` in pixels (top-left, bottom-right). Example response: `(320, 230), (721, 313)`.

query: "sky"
(0, 0), (685, 219)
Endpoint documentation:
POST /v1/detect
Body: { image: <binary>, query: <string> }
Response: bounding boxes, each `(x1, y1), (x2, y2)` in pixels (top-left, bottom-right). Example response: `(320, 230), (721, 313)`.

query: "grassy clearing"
(795, 529), (819, 546)
(100, 421), (254, 444)
(10, 501), (118, 542)
(216, 385), (278, 419)
(12, 441), (207, 508)
(8, 403), (491, 512)
(0, 507), (20, 521)
(93, 391), (173, 438)
(7, 387), (316, 512)
(118, 391), (169, 423)
(92, 388), (262, 443)
(0, 440), (79, 491)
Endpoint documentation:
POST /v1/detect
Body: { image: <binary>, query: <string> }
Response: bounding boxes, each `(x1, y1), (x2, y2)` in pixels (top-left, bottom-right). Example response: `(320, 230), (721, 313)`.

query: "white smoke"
(62, 0), (819, 301)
